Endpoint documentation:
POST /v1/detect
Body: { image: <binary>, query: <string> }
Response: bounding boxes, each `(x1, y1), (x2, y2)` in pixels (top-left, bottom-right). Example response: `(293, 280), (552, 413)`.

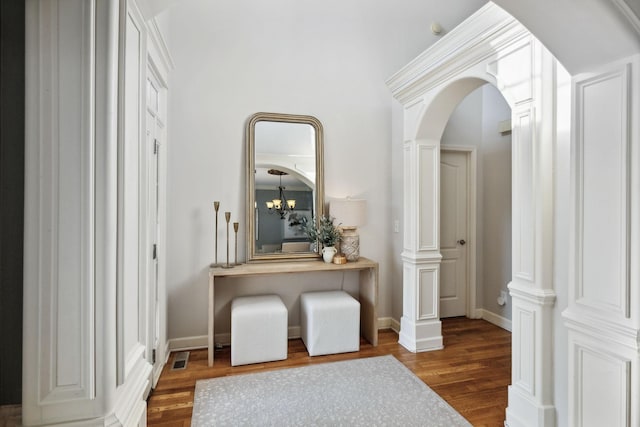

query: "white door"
(146, 73), (165, 384)
(440, 150), (469, 317)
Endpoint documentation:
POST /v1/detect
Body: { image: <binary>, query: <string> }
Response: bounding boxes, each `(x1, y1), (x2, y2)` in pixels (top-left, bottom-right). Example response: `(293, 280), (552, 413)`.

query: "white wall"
(440, 84), (513, 321)
(162, 0), (486, 340)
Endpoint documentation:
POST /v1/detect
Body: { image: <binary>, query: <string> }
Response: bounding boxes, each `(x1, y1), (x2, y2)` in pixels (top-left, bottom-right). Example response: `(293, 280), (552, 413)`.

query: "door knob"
(458, 239), (466, 245)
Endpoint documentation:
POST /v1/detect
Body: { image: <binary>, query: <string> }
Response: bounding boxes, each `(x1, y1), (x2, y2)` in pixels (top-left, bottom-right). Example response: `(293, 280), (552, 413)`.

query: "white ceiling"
(153, 0), (640, 75)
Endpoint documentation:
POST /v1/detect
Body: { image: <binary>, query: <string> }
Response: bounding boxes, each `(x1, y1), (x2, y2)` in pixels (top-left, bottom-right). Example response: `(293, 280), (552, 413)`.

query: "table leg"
(208, 272), (215, 366)
(359, 266), (378, 346)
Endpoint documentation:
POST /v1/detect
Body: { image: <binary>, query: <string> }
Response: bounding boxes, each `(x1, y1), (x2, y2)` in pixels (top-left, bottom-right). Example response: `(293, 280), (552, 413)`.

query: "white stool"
(300, 290), (360, 356)
(231, 295), (287, 366)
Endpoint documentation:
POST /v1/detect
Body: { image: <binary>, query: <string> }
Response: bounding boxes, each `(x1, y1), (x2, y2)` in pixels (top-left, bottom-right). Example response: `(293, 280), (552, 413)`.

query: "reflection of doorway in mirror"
(255, 187), (314, 252)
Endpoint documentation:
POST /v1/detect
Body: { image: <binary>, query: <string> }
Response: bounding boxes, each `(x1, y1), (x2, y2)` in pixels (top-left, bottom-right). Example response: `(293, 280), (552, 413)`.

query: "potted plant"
(303, 215), (341, 263)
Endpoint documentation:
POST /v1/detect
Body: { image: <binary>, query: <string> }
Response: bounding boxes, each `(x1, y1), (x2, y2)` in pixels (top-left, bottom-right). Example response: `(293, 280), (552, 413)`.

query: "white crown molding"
(386, 2), (529, 104)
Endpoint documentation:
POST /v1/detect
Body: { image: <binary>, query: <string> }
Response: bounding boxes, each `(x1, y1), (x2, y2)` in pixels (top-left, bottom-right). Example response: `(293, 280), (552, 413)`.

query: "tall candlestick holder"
(210, 201), (221, 267)
(221, 212), (234, 268)
(233, 222), (240, 266)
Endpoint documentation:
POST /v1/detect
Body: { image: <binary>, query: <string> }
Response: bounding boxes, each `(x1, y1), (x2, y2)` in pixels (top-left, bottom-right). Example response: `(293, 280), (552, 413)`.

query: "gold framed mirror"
(246, 112), (324, 262)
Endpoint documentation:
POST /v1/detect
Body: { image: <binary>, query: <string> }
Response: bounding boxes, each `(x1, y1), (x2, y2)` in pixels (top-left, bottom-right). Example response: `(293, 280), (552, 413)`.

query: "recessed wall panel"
(512, 107), (535, 282)
(403, 264), (416, 318)
(418, 144), (438, 251)
(122, 10), (142, 372)
(575, 66), (630, 317)
(440, 161), (458, 248)
(514, 307), (535, 394)
(575, 345), (630, 427)
(38, 0), (95, 403)
(417, 267), (438, 320)
(404, 143), (415, 251)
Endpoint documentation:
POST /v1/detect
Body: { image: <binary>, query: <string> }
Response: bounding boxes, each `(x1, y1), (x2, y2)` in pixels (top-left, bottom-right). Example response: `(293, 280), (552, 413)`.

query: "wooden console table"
(208, 257), (379, 366)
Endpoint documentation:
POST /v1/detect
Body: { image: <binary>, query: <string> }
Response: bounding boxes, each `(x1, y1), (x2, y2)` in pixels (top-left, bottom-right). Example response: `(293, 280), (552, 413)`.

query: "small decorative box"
(332, 254), (347, 265)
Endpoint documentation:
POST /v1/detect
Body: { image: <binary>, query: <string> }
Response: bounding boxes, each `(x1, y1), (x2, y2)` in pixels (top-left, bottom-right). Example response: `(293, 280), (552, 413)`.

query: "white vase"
(322, 246), (337, 263)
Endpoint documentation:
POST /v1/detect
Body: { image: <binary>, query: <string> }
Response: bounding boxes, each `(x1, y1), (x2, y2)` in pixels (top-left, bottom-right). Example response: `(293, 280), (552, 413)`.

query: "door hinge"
(153, 139), (159, 155)
(152, 349), (157, 364)
(152, 243), (157, 260)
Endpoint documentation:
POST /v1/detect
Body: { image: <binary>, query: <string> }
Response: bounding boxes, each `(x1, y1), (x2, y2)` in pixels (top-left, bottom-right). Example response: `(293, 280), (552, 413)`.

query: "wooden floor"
(147, 317), (511, 427)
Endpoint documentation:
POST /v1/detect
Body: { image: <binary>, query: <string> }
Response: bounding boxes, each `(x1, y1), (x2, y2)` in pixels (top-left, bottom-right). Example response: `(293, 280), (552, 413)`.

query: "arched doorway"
(388, 4), (564, 425)
(439, 83), (513, 326)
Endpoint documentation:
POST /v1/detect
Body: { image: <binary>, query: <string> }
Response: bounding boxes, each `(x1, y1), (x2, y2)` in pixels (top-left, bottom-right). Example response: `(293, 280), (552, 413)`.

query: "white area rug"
(191, 355), (471, 426)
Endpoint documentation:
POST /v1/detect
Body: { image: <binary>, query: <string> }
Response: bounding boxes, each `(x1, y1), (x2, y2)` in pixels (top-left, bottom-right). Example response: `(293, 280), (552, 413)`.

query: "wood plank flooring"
(147, 317), (511, 427)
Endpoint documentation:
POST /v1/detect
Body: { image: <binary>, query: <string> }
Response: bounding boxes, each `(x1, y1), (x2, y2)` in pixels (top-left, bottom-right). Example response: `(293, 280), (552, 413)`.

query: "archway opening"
(439, 83), (512, 327)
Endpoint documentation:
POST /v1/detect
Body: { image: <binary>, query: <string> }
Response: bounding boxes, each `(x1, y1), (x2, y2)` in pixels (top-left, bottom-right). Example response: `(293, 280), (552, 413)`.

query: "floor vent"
(171, 351), (189, 370)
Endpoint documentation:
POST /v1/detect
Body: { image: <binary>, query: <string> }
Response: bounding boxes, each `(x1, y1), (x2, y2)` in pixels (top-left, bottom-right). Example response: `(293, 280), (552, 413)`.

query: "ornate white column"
(398, 135), (443, 352)
(504, 39), (558, 427)
(388, 4), (559, 426)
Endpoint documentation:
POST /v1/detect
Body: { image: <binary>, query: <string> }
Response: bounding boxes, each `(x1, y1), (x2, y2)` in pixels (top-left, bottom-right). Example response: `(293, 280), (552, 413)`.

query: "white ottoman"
(231, 295), (288, 366)
(300, 290), (360, 356)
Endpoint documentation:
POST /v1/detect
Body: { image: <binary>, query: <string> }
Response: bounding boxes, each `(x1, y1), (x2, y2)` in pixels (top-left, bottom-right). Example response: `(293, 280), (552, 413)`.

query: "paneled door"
(440, 150), (469, 317)
(146, 71), (165, 386)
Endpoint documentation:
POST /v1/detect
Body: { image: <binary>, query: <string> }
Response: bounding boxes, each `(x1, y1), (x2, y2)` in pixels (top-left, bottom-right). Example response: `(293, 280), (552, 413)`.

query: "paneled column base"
(506, 282), (556, 427)
(399, 253), (443, 353)
(398, 316), (443, 352)
(506, 385), (556, 427)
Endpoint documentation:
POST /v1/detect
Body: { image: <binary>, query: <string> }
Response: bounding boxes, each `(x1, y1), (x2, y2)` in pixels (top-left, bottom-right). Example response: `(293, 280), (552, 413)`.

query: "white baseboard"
(167, 318), (401, 352)
(470, 308), (483, 319)
(480, 309), (512, 332)
(377, 317), (391, 329)
(378, 317), (401, 333)
(168, 335), (208, 351)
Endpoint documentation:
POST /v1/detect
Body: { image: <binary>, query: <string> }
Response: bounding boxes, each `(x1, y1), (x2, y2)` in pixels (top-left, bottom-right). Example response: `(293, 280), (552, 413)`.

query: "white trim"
(116, 0), (149, 387)
(480, 309), (513, 332)
(147, 17), (174, 76)
(508, 281), (557, 306)
(563, 310), (639, 351)
(168, 335), (208, 352)
(112, 356), (152, 427)
(386, 2), (528, 104)
(440, 146), (478, 319)
(377, 317), (400, 332)
(611, 0), (640, 35)
(167, 318), (402, 352)
(124, 343), (146, 380)
(145, 25), (170, 393)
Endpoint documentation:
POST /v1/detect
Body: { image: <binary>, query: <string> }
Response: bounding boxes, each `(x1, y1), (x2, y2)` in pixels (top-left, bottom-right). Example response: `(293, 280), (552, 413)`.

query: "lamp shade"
(329, 198), (367, 227)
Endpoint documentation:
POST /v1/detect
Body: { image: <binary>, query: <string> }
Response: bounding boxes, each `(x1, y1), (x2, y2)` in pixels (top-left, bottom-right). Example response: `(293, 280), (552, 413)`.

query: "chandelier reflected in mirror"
(265, 169), (296, 219)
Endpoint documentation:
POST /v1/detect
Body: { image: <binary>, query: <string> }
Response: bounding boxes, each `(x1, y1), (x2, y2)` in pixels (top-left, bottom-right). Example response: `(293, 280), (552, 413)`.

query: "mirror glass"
(246, 112), (324, 262)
